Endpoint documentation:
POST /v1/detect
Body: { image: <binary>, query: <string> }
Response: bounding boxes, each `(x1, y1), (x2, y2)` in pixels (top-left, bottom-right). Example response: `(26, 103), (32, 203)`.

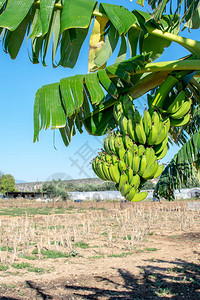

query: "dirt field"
(0, 199), (199, 299)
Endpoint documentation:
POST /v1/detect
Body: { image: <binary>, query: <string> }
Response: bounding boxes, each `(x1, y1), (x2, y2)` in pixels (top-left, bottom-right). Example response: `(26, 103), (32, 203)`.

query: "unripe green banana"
(138, 145), (145, 156)
(134, 110), (143, 124)
(103, 136), (112, 155)
(138, 155), (147, 176)
(104, 153), (111, 164)
(145, 147), (155, 165)
(147, 124), (158, 145)
(120, 114), (129, 134)
(142, 161), (158, 180)
(127, 119), (138, 142)
(108, 134), (116, 154)
(126, 167), (134, 183)
(102, 161), (112, 181)
(156, 145), (168, 160)
(130, 144), (138, 156)
(124, 149), (133, 168)
(120, 181), (131, 197)
(130, 191), (148, 202)
(151, 111), (160, 128)
(122, 95), (135, 118)
(146, 149), (157, 169)
(123, 134), (134, 150)
(170, 98), (192, 119)
(113, 101), (123, 124)
(118, 146), (126, 160)
(152, 75), (179, 109)
(170, 113), (190, 127)
(114, 136), (124, 157)
(119, 160), (127, 173)
(112, 154), (119, 165)
(125, 187), (136, 201)
(135, 122), (146, 145)
(92, 158), (106, 181)
(96, 159), (109, 181)
(155, 122), (167, 145)
(143, 110), (152, 137)
(132, 155), (140, 174)
(163, 117), (170, 132)
(153, 164), (164, 178)
(154, 135), (168, 155)
(129, 174), (140, 189)
(167, 90), (186, 114)
(109, 164), (120, 182)
(119, 172), (128, 190)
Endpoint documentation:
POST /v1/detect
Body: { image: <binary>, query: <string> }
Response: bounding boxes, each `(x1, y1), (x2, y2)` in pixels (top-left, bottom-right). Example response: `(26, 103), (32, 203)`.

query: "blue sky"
(0, 1), (198, 182)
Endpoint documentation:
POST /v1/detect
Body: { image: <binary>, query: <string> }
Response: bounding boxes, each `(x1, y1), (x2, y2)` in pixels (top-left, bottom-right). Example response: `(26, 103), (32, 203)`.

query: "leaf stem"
(141, 59), (200, 73)
(141, 25), (200, 56)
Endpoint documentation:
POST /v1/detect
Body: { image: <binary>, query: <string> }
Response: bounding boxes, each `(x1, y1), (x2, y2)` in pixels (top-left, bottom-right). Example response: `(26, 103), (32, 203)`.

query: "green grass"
(171, 235), (179, 239)
(27, 267), (46, 273)
(48, 225), (65, 230)
(74, 242), (90, 249)
(144, 247), (159, 252)
(88, 254), (104, 259)
(0, 283), (16, 289)
(32, 248), (71, 258)
(50, 241), (61, 245)
(108, 252), (133, 258)
(123, 235), (131, 240)
(0, 246), (14, 252)
(0, 263), (9, 271)
(101, 232), (108, 236)
(18, 254), (37, 260)
(147, 258), (156, 262)
(147, 232), (154, 236)
(0, 207), (66, 217)
(12, 262), (31, 269)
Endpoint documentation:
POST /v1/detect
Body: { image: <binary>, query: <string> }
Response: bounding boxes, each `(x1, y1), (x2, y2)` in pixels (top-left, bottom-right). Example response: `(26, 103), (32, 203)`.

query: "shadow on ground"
(62, 259), (200, 299)
(0, 258), (199, 299)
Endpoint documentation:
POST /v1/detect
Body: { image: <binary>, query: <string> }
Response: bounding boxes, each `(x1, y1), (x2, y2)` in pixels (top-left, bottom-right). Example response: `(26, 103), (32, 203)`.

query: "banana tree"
(0, 0), (199, 200)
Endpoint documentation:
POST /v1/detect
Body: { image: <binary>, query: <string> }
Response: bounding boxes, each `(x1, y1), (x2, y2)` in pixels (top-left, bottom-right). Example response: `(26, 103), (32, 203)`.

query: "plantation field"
(0, 199), (199, 299)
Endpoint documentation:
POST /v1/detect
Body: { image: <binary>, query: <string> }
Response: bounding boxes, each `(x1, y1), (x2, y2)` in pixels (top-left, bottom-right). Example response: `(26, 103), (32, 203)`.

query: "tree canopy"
(0, 0), (199, 201)
(0, 173), (16, 195)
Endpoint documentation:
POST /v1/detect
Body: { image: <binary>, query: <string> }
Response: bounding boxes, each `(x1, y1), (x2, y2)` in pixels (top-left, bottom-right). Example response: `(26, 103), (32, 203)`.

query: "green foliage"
(11, 262), (30, 269)
(141, 180), (156, 190)
(32, 248), (71, 258)
(42, 179), (68, 200)
(0, 174), (16, 195)
(0, 263), (9, 271)
(61, 180), (117, 192)
(27, 266), (46, 273)
(74, 242), (90, 249)
(0, 1), (200, 203)
(154, 131), (200, 200)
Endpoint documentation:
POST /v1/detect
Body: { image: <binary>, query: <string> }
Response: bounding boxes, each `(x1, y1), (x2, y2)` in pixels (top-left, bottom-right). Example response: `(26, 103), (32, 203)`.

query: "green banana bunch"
(93, 93), (174, 203)
(166, 90), (192, 126)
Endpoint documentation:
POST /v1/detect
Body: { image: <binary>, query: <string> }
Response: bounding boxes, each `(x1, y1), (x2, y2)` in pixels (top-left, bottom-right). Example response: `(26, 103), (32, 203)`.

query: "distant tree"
(42, 181), (68, 200)
(142, 181), (156, 190)
(0, 174), (16, 195)
(42, 181), (57, 197)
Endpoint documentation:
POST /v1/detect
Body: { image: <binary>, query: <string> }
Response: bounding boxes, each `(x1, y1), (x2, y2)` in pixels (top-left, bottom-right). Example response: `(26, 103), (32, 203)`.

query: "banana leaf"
(140, 0), (200, 29)
(154, 131), (200, 201)
(0, 1), (192, 68)
(34, 52), (192, 146)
